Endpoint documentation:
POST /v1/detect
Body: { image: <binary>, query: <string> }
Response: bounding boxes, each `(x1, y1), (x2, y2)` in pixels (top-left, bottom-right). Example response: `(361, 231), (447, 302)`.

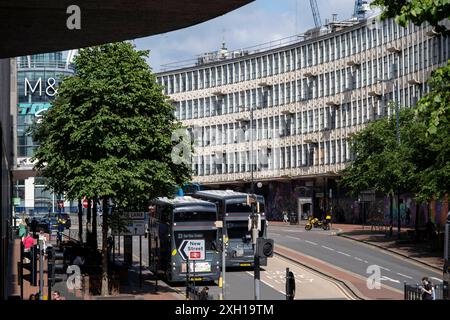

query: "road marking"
(354, 257), (363, 262)
(321, 245), (335, 251)
(287, 235), (301, 240)
(337, 251), (351, 257)
(363, 260), (369, 263)
(380, 276), (400, 284)
(271, 233), (281, 236)
(431, 277), (443, 283)
(304, 240), (318, 245)
(396, 273), (413, 279)
(379, 266), (391, 272)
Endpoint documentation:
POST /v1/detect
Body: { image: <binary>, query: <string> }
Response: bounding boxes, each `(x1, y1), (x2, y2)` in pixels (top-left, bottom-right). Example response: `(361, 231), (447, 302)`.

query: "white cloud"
(134, 0), (369, 72)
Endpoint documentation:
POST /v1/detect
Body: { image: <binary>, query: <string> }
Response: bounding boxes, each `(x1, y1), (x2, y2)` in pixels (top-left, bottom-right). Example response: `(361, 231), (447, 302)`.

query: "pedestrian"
(38, 230), (48, 252)
(420, 277), (434, 300)
(283, 211), (288, 223)
(22, 232), (35, 263)
(18, 222), (27, 240)
(199, 287), (209, 300)
(52, 291), (65, 300)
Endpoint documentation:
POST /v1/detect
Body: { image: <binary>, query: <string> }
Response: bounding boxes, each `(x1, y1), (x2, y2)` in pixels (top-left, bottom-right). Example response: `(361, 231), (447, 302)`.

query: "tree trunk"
(415, 202), (420, 242)
(389, 193), (393, 237)
(397, 191), (401, 239)
(101, 196), (109, 296)
(78, 198), (83, 242)
(92, 197), (98, 250)
(86, 198), (92, 246)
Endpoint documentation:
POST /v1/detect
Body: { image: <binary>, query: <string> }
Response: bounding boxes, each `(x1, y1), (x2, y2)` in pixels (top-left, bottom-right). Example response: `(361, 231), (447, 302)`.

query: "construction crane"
(309, 0), (322, 28)
(353, 0), (370, 20)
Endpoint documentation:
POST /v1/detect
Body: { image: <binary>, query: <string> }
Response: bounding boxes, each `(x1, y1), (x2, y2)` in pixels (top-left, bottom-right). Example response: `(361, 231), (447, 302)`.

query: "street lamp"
(378, 73), (401, 239)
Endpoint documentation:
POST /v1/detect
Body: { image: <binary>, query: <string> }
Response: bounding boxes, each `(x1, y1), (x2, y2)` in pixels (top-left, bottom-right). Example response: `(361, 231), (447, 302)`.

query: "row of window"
(158, 20), (442, 94)
(192, 139), (352, 176)
(173, 39), (445, 120)
(176, 84), (422, 130)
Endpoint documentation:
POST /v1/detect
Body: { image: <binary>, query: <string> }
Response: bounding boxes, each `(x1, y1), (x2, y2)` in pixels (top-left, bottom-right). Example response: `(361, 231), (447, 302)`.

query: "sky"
(133, 0), (358, 72)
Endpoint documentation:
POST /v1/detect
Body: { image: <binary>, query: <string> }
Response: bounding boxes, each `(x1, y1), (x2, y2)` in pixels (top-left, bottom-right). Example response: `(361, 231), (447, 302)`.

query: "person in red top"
(22, 232), (35, 251)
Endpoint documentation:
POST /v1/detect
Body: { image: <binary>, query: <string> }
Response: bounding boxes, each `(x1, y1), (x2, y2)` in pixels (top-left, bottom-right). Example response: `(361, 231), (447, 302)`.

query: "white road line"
(271, 233), (281, 236)
(396, 273), (413, 279)
(337, 251), (351, 257)
(379, 266), (391, 272)
(363, 260), (369, 263)
(354, 257), (363, 262)
(321, 245), (335, 251)
(286, 235), (301, 240)
(246, 272), (285, 295)
(431, 277), (443, 283)
(304, 240), (318, 245)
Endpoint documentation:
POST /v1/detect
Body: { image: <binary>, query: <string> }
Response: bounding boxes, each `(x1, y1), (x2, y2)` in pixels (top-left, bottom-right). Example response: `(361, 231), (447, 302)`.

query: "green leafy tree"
(340, 106), (419, 234)
(372, 0), (450, 33)
(32, 42), (191, 295)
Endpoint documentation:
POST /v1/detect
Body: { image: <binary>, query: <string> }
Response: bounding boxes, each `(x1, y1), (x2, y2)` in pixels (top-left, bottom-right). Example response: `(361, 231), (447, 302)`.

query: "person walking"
(52, 291), (66, 300)
(420, 277), (434, 300)
(199, 287), (209, 300)
(18, 222), (27, 240)
(283, 211), (288, 223)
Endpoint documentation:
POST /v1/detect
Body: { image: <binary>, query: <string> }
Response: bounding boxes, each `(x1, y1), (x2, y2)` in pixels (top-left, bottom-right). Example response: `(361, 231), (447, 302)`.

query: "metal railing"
(404, 282), (448, 300)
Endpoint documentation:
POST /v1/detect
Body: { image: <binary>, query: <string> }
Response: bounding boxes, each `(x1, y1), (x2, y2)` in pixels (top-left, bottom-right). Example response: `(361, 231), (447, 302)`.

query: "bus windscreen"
(174, 210), (216, 222)
(174, 230), (217, 250)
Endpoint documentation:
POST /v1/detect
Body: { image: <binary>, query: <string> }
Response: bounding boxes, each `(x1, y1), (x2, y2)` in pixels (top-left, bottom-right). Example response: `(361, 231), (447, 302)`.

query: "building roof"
(0, 0), (253, 58)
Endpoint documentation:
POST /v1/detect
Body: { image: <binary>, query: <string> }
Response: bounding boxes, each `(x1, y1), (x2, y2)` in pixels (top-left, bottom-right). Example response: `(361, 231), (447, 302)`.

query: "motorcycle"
(304, 216), (323, 231)
(305, 215), (332, 231)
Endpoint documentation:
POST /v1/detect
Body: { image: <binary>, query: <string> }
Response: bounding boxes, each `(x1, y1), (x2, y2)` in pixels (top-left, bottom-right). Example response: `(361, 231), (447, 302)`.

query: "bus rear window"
(174, 211), (216, 222)
(226, 202), (265, 213)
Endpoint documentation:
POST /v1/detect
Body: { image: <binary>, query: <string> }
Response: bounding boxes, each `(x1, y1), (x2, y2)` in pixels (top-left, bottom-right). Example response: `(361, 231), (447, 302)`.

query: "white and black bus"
(148, 196), (221, 282)
(193, 190), (267, 267)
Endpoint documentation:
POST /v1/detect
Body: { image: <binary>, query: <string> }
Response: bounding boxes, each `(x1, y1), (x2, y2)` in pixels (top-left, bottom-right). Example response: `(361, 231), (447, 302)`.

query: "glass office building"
(14, 51), (76, 214)
(157, 15), (450, 221)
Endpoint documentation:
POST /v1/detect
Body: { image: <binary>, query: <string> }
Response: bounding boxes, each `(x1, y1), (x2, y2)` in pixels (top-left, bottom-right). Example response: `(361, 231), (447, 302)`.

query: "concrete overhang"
(0, 0), (253, 58)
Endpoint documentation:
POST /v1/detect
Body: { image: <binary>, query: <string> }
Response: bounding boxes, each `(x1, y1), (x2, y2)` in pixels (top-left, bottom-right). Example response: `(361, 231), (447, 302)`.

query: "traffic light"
(22, 245), (38, 286)
(286, 269), (295, 300)
(47, 246), (66, 298)
(256, 238), (274, 258)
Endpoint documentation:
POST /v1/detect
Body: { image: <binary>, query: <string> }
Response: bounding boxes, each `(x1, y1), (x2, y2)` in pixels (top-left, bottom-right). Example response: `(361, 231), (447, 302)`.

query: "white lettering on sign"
(66, 5), (81, 30)
(24, 77), (58, 97)
(179, 239), (205, 261)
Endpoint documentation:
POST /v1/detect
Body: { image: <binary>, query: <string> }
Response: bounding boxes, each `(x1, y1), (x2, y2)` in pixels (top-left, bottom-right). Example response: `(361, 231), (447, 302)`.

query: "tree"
(32, 42), (191, 295)
(340, 106), (419, 235)
(372, 0), (450, 34)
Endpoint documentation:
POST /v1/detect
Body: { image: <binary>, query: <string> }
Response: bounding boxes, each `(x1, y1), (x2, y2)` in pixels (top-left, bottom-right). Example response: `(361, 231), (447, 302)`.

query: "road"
(66, 213), (441, 299)
(268, 224), (443, 293)
(127, 234), (350, 300)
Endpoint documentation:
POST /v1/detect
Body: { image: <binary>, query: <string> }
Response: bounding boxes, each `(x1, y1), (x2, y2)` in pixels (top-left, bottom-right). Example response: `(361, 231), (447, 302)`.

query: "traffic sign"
(179, 239), (205, 261)
(82, 199), (88, 209)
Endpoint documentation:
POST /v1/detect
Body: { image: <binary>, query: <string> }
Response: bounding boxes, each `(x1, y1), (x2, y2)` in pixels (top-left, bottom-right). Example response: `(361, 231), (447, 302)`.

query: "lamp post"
(379, 74), (400, 239)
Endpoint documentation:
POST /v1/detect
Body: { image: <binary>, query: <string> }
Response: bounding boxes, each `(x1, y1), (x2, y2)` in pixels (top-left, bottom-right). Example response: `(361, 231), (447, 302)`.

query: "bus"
(148, 196), (221, 282)
(193, 190), (267, 268)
